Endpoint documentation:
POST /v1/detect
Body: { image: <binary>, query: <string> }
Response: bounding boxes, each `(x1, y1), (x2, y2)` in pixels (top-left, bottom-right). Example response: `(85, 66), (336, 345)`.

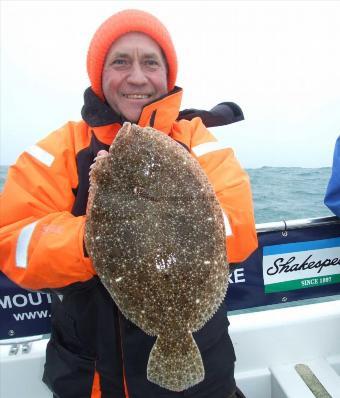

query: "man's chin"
(121, 110), (142, 124)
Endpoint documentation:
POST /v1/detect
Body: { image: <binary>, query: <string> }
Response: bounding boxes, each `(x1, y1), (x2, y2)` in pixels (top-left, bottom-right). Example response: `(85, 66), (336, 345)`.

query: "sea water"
(0, 165), (333, 223)
(247, 166), (333, 223)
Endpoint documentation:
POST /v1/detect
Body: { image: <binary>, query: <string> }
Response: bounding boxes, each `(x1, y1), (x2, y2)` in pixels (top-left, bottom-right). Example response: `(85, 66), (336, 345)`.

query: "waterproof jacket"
(324, 135), (340, 217)
(0, 86), (257, 398)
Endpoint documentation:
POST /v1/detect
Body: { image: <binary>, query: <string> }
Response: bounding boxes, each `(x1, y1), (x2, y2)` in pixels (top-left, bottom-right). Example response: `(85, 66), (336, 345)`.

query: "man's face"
(102, 32), (168, 122)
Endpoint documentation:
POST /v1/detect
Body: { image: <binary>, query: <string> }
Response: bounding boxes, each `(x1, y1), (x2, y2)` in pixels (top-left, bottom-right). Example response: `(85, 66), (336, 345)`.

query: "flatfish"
(85, 122), (229, 391)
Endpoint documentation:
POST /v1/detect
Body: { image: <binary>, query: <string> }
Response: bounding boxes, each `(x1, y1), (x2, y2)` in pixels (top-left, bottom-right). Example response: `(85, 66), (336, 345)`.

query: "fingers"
(96, 149), (109, 158)
(92, 150), (109, 166)
(89, 150), (109, 177)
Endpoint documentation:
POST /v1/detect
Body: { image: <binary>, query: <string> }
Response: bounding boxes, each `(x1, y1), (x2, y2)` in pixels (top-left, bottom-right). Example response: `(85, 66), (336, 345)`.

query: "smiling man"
(102, 32), (168, 122)
(0, 9), (257, 398)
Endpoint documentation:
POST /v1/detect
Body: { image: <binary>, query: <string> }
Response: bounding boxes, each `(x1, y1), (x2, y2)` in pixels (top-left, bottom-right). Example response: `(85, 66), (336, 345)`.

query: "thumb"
(97, 149), (109, 157)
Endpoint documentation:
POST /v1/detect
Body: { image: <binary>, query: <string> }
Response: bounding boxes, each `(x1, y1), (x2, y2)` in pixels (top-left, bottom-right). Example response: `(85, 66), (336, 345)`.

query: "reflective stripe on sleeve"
(223, 212), (233, 237)
(25, 145), (54, 167)
(16, 221), (39, 268)
(191, 141), (223, 157)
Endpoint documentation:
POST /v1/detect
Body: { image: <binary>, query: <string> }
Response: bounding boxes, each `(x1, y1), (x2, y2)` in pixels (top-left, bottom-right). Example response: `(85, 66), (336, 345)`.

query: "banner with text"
(0, 273), (51, 340)
(225, 221), (340, 311)
(263, 238), (340, 293)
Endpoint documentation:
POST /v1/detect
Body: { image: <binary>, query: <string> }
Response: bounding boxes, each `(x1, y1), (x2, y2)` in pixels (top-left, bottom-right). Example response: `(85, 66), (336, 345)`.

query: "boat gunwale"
(256, 215), (340, 233)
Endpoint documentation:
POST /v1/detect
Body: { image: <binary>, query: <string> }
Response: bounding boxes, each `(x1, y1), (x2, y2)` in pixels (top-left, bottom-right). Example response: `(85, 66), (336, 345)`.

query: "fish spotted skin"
(85, 122), (229, 391)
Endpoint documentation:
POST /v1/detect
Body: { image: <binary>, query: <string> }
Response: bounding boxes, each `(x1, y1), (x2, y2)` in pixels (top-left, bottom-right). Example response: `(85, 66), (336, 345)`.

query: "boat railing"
(256, 215), (340, 233)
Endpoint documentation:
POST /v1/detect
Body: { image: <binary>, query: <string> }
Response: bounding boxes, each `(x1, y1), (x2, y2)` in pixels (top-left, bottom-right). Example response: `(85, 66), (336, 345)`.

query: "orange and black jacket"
(0, 87), (257, 398)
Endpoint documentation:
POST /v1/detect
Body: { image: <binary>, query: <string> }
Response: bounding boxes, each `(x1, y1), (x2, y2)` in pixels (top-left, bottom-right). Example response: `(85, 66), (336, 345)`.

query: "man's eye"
(145, 60), (159, 66)
(112, 59), (127, 65)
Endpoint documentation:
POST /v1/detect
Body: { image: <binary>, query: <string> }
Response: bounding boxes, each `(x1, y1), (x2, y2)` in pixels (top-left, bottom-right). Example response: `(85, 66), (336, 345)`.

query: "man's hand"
(87, 149), (109, 205)
(85, 149), (110, 257)
(89, 149), (109, 177)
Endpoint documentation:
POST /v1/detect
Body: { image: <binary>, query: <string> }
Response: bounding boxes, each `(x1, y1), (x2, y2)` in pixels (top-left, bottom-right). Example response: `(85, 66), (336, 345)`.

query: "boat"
(1, 215), (340, 397)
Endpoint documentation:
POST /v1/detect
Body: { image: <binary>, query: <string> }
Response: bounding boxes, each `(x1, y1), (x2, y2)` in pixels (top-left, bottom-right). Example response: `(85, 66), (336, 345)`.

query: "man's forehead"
(107, 32), (163, 56)
(111, 50), (161, 59)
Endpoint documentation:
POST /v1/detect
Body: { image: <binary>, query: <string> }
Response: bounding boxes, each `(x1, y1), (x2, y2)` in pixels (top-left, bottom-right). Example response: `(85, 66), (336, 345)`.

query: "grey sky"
(1, 0), (340, 167)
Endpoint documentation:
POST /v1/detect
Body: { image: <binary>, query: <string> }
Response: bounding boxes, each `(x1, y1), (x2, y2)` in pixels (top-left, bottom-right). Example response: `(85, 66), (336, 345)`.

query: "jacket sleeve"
(172, 117), (258, 263)
(324, 136), (340, 217)
(0, 125), (96, 290)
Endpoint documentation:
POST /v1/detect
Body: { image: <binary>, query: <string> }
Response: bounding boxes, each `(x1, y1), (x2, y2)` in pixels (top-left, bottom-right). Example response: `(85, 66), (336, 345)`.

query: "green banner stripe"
(265, 274), (340, 293)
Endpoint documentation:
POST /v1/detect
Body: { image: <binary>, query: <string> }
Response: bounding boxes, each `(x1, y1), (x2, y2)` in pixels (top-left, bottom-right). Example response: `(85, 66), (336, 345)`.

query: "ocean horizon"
(0, 165), (333, 224)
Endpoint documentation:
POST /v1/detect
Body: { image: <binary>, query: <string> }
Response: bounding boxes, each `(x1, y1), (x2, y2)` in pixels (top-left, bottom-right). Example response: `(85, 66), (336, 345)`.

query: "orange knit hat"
(87, 9), (178, 100)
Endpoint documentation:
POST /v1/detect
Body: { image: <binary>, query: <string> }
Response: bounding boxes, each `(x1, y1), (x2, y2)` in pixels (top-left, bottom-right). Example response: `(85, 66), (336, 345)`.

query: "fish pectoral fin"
(147, 332), (205, 392)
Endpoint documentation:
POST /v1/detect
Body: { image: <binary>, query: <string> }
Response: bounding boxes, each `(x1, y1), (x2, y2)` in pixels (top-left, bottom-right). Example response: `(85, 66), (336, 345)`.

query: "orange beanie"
(87, 9), (178, 100)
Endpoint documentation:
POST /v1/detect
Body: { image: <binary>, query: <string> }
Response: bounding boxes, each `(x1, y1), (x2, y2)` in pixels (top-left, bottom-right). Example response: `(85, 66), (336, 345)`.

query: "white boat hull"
(1, 298), (340, 397)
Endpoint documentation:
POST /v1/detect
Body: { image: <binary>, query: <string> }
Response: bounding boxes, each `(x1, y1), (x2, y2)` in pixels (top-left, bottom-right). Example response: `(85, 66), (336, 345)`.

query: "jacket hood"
(81, 87), (124, 127)
(81, 86), (183, 130)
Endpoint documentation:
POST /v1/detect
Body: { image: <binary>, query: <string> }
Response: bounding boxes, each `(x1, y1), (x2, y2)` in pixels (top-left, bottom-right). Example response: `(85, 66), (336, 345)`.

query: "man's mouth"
(122, 94), (152, 99)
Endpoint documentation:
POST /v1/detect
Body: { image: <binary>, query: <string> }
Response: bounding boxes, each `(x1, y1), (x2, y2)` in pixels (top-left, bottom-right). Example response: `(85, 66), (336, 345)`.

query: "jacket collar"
(81, 86), (183, 134)
(81, 87), (124, 127)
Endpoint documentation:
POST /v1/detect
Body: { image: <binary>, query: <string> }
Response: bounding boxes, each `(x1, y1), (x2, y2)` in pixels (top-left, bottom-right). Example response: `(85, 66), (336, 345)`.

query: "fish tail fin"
(147, 332), (204, 392)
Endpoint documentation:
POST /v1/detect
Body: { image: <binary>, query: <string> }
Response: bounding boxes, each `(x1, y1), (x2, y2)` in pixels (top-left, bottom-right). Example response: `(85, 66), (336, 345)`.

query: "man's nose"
(126, 63), (148, 85)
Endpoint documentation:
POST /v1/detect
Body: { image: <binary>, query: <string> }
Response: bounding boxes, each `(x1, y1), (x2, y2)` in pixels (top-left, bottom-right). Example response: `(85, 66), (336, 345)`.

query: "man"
(0, 9), (257, 398)
(324, 135), (340, 217)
